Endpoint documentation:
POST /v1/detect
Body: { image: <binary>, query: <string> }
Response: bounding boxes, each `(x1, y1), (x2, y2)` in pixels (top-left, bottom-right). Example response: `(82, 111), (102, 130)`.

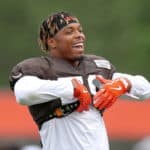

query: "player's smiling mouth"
(72, 42), (84, 49)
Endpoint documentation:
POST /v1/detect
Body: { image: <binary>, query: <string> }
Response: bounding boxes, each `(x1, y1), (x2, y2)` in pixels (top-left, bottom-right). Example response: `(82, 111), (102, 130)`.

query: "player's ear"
(47, 38), (56, 49)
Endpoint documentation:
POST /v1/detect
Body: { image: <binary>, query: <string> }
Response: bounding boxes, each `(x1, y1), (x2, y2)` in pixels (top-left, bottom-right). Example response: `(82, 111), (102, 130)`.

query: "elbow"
(16, 97), (29, 105)
(140, 92), (150, 100)
(14, 84), (35, 106)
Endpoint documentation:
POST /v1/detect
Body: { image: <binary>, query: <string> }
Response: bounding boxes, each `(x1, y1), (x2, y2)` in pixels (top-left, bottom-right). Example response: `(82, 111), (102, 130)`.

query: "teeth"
(73, 43), (83, 47)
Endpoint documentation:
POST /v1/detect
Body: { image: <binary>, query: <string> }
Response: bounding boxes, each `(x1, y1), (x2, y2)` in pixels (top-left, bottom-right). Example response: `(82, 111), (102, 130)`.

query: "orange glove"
(93, 75), (131, 110)
(72, 78), (92, 112)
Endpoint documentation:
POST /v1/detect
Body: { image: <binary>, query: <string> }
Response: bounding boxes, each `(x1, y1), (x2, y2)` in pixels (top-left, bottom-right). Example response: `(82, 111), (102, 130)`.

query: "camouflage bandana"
(46, 12), (79, 37)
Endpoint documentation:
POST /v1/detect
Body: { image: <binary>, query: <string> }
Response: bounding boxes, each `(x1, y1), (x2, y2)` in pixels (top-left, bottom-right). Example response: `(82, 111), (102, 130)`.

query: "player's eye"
(65, 28), (73, 34)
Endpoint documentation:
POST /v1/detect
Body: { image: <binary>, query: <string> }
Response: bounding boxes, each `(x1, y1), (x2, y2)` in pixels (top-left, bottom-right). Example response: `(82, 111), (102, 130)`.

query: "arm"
(14, 75), (76, 106)
(113, 73), (150, 100)
(15, 76), (92, 112)
(93, 73), (150, 110)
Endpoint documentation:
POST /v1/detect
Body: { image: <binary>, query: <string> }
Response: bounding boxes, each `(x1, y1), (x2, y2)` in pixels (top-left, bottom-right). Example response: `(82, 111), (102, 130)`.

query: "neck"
(68, 60), (80, 67)
(48, 50), (83, 67)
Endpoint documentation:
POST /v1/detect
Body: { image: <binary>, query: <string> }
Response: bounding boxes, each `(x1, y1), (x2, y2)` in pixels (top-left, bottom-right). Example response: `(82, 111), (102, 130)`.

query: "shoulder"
(10, 56), (49, 76)
(84, 54), (114, 69)
(9, 56), (52, 90)
(84, 54), (116, 78)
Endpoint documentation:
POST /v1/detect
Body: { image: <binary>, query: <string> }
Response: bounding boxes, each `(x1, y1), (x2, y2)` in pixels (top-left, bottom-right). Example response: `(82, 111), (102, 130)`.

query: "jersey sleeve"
(14, 75), (76, 106)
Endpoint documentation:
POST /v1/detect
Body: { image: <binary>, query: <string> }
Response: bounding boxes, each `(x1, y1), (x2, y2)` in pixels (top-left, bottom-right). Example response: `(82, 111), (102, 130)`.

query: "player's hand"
(72, 78), (92, 112)
(93, 75), (131, 110)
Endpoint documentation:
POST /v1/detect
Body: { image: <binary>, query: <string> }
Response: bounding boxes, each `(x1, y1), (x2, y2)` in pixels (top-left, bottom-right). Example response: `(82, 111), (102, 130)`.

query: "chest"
(46, 58), (112, 94)
(50, 58), (112, 79)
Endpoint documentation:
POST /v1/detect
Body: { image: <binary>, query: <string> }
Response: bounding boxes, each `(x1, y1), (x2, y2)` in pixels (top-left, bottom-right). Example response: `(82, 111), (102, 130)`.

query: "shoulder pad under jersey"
(9, 56), (56, 90)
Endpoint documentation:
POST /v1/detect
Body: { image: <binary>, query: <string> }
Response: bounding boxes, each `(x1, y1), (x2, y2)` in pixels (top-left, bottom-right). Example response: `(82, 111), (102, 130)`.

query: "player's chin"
(71, 47), (84, 60)
(73, 53), (84, 61)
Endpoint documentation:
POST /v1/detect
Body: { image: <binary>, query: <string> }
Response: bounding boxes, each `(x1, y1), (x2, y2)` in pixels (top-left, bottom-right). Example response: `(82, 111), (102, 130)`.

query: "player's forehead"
(53, 23), (83, 38)
(62, 22), (82, 31)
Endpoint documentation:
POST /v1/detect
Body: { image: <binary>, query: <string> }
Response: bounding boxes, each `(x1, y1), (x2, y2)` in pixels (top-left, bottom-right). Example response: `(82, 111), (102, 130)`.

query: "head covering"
(45, 12), (79, 37)
(39, 12), (79, 51)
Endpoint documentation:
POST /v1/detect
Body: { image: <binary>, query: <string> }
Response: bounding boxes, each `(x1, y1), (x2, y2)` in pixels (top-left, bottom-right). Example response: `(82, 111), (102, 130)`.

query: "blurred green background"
(0, 0), (150, 149)
(1, 0), (150, 88)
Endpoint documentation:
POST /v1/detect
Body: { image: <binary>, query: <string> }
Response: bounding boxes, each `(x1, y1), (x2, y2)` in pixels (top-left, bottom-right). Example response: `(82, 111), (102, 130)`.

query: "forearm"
(113, 73), (150, 100)
(14, 76), (76, 106)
